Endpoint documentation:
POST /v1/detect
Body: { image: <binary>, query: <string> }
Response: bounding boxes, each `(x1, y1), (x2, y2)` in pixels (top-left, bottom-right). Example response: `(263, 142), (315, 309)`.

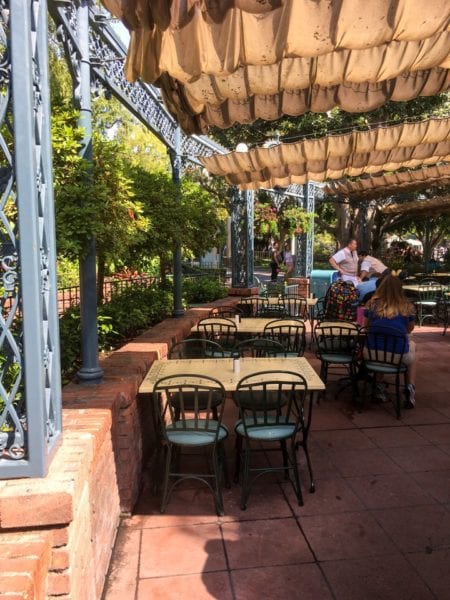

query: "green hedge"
(182, 277), (228, 304)
(59, 279), (230, 381)
(59, 285), (173, 379)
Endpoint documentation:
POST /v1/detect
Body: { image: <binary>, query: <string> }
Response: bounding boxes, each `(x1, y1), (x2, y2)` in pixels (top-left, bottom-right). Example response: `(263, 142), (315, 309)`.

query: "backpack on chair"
(324, 280), (358, 321)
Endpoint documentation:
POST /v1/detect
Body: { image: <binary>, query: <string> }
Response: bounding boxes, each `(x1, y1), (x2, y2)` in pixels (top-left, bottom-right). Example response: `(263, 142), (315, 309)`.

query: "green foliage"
(59, 285), (173, 378)
(254, 196), (313, 241)
(52, 115), (149, 262)
(57, 257), (79, 288)
(126, 167), (227, 263)
(182, 277), (228, 304)
(210, 94), (450, 149)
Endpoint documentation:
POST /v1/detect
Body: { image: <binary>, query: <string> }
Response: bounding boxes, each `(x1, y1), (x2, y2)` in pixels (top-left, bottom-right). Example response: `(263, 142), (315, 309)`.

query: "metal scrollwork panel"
(0, 5), (25, 462)
(48, 1), (227, 162)
(0, 0), (62, 477)
(295, 183), (315, 278)
(231, 188), (254, 288)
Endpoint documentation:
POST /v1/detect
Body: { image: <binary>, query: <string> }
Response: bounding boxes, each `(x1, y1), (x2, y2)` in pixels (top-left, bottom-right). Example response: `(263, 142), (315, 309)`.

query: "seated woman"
(363, 275), (417, 408)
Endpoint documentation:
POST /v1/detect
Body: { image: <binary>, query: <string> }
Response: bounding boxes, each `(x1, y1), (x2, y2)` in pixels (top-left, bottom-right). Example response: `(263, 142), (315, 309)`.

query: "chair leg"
(350, 363), (358, 403)
(240, 444), (251, 510)
(211, 446), (225, 516)
(234, 435), (242, 483)
(280, 439), (289, 480)
(299, 436), (315, 493)
(290, 440), (304, 506)
(160, 444), (172, 514)
(394, 374), (401, 420)
(319, 362), (328, 400)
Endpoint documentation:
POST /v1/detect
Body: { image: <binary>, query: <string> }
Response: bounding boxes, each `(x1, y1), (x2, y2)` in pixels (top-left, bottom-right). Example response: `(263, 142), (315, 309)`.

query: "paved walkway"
(104, 325), (450, 600)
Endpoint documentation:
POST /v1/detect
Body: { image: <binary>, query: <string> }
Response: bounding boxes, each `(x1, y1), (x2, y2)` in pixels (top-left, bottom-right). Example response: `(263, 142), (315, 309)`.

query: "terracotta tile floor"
(103, 325), (450, 600)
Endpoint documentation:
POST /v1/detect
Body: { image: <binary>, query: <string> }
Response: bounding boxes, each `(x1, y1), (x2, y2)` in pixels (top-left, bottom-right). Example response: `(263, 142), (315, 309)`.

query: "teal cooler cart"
(310, 269), (339, 300)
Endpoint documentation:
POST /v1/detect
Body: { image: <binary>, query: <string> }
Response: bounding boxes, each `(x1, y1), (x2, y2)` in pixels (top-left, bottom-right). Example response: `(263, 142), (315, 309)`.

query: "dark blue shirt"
(363, 308), (414, 354)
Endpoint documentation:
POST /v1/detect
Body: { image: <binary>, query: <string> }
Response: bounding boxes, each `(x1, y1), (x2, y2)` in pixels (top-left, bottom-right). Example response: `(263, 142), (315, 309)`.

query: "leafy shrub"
(57, 257), (80, 288)
(183, 277), (228, 304)
(59, 285), (173, 380)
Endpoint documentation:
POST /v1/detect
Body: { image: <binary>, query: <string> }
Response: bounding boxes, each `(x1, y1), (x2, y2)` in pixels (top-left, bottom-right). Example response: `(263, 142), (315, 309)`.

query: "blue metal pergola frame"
(0, 0), (315, 478)
(0, 0), (62, 477)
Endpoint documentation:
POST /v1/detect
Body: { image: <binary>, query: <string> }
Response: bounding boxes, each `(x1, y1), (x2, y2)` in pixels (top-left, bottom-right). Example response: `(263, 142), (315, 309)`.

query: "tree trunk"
(352, 202), (377, 252)
(335, 203), (353, 247)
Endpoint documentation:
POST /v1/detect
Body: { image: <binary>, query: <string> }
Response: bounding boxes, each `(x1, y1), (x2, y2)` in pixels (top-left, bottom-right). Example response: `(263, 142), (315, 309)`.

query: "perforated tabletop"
(139, 357), (325, 394)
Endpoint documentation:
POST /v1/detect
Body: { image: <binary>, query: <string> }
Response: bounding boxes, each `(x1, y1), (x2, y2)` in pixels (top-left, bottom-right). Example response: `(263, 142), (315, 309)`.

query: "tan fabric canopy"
(381, 194), (450, 215)
(199, 117), (450, 189)
(102, 0), (450, 133)
(325, 163), (450, 199)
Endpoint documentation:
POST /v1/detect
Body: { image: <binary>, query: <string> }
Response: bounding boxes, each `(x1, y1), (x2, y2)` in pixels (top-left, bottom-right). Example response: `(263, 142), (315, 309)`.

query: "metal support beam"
(0, 0), (62, 477)
(231, 188), (254, 288)
(295, 183), (315, 277)
(169, 127), (184, 317)
(48, 1), (228, 163)
(76, 0), (103, 383)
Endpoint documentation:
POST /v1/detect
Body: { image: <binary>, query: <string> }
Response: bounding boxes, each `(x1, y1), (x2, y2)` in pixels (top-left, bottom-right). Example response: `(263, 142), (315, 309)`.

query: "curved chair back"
(314, 297), (327, 323)
(237, 296), (269, 318)
(197, 317), (237, 350)
(418, 281), (442, 302)
(234, 337), (287, 358)
(169, 338), (225, 360)
(282, 296), (308, 319)
(360, 325), (408, 368)
(235, 370), (309, 436)
(314, 321), (359, 359)
(263, 318), (307, 356)
(153, 374), (226, 442)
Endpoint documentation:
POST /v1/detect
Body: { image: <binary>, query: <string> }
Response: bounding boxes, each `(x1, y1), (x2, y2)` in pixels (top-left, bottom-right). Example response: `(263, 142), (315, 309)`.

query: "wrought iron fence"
(57, 275), (160, 315)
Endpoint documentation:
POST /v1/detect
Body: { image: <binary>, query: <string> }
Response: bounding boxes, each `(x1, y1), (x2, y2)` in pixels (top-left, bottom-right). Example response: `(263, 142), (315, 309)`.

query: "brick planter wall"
(0, 297), (238, 599)
(287, 277), (310, 297)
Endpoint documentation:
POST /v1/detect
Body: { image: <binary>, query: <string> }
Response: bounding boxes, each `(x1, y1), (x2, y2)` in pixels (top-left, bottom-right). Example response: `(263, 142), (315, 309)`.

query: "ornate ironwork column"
(295, 183), (315, 277)
(230, 188), (254, 288)
(0, 0), (62, 477)
(169, 126), (184, 317)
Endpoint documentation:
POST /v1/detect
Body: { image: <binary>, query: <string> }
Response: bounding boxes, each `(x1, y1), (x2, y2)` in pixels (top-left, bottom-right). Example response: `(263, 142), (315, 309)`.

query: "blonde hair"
(366, 275), (414, 319)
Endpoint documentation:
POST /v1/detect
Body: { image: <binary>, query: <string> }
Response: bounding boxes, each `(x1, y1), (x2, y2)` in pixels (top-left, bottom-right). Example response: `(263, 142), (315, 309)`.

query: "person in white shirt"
(358, 250), (390, 280)
(329, 239), (359, 286)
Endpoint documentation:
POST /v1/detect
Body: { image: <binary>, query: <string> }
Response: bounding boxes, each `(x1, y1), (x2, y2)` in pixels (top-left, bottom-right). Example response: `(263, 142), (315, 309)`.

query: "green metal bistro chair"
(169, 338), (225, 360)
(282, 295), (308, 319)
(314, 321), (360, 402)
(168, 339), (226, 419)
(234, 337), (287, 358)
(414, 280), (443, 326)
(233, 371), (310, 509)
(153, 374), (229, 516)
(237, 296), (268, 318)
(314, 297), (327, 323)
(209, 305), (243, 319)
(263, 318), (307, 356)
(435, 293), (450, 336)
(197, 317), (237, 355)
(360, 326), (408, 419)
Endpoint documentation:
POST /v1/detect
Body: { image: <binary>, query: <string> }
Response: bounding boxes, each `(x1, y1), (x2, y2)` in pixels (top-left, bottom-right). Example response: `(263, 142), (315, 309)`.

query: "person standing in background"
(270, 242), (282, 282)
(283, 241), (294, 281)
(329, 239), (359, 286)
